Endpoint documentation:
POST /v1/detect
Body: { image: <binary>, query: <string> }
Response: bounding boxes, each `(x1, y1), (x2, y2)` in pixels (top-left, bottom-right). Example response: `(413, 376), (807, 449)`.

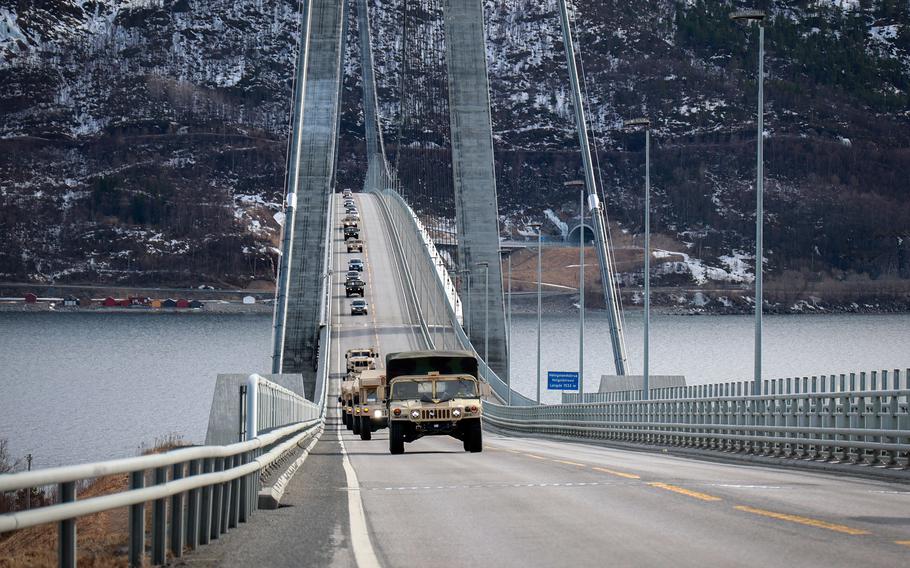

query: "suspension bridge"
(1, 1), (909, 566)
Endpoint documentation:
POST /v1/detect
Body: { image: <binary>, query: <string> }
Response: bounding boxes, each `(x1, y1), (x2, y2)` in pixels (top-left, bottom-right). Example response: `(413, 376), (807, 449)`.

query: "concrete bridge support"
(444, 0), (509, 380)
(279, 0), (347, 398)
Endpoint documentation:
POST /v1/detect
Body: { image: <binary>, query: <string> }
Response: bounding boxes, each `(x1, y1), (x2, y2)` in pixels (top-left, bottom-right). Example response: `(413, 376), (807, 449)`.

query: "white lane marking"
(339, 433), (381, 568)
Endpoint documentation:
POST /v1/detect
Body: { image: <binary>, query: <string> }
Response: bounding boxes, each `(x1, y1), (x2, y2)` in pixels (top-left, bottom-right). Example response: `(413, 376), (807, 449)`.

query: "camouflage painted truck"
(385, 351), (483, 454)
(355, 369), (388, 441)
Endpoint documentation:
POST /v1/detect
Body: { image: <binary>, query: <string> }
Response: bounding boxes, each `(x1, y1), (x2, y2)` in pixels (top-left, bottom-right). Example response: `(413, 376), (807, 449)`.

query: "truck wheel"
(360, 417), (372, 440)
(389, 422), (405, 454)
(352, 415), (361, 435)
(346, 412), (353, 431)
(465, 420), (482, 453)
(341, 411), (348, 427)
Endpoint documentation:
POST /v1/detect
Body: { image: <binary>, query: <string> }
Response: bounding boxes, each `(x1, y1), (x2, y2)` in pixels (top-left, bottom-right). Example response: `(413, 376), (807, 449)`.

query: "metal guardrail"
(484, 369), (910, 467)
(375, 187), (535, 406)
(0, 278), (333, 568)
(244, 374), (323, 439)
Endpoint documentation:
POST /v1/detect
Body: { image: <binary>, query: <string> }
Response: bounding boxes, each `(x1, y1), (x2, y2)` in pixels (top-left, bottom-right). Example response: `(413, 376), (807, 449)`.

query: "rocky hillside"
(1, 0), (909, 308)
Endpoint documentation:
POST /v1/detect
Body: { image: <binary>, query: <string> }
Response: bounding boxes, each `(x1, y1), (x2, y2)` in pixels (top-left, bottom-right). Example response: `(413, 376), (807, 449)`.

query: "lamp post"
(731, 9), (766, 396)
(476, 261), (490, 363)
(459, 268), (472, 338)
(624, 117), (651, 400)
(529, 221), (543, 404)
(501, 248), (513, 405)
(565, 180), (586, 399)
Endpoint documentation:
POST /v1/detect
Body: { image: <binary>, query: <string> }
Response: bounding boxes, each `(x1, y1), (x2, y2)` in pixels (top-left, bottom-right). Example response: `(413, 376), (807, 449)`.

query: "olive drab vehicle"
(385, 351), (483, 454)
(356, 370), (388, 441)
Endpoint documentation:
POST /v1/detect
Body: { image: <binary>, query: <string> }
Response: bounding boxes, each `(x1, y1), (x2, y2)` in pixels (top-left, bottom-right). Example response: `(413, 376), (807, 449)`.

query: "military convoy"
(335, 192), (484, 453)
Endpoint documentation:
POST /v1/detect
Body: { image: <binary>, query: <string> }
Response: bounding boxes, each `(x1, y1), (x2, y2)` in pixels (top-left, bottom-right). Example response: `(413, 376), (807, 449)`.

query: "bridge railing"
(374, 186), (535, 405)
(0, 301), (332, 568)
(484, 368), (910, 467)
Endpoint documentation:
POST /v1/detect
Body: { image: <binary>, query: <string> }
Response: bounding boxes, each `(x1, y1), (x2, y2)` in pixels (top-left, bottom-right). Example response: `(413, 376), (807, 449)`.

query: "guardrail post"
(129, 470), (145, 567)
(223, 456), (234, 533)
(186, 459), (200, 550)
(58, 481), (76, 568)
(171, 462), (185, 558)
(199, 459), (213, 545)
(239, 451), (251, 523)
(211, 458), (224, 540)
(152, 466), (168, 565)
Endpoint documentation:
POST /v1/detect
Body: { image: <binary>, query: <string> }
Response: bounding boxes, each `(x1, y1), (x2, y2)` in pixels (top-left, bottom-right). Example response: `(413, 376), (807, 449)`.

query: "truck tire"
(346, 411), (353, 431)
(341, 411), (348, 427)
(360, 417), (372, 440)
(352, 414), (361, 435)
(465, 420), (482, 453)
(389, 422), (405, 454)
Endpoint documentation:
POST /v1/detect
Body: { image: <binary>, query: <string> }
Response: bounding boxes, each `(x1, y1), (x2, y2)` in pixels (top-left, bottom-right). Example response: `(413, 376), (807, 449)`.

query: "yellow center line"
(592, 467), (641, 480)
(895, 541), (910, 548)
(649, 482), (722, 502)
(523, 454), (547, 460)
(734, 505), (869, 536)
(553, 459), (586, 468)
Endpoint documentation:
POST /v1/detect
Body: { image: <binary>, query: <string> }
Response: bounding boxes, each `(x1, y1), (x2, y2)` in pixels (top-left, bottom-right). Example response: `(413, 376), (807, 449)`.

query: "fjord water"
(1, 311), (908, 467)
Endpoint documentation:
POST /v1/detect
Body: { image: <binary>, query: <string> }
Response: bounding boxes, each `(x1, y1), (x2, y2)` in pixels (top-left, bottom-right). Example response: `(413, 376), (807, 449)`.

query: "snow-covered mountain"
(1, 0), (908, 306)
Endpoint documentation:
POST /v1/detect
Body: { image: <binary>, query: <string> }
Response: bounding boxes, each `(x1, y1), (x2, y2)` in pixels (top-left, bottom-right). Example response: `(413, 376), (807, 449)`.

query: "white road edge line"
(340, 430), (382, 568)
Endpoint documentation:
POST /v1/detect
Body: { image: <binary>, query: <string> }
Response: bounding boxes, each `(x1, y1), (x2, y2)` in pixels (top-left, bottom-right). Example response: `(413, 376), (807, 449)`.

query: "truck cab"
(385, 351), (483, 454)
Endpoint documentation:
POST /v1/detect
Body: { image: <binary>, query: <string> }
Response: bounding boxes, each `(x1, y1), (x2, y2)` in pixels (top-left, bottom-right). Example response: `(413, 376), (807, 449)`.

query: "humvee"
(345, 347), (377, 375)
(385, 351), (483, 454)
(343, 226), (359, 240)
(340, 379), (356, 430)
(346, 239), (363, 253)
(356, 370), (388, 441)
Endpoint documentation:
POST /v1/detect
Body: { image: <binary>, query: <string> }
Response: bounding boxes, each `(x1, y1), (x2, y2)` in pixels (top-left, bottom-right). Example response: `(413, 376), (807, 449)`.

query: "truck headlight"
(410, 410), (420, 419)
(373, 410), (382, 418)
(452, 409), (462, 418)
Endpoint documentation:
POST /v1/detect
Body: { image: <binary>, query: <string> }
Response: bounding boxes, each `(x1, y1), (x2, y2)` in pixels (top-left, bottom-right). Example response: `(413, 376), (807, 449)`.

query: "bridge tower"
(444, 0), (509, 379)
(273, 0), (348, 399)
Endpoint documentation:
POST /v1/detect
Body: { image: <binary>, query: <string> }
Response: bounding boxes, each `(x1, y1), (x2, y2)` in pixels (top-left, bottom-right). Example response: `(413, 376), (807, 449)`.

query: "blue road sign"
(547, 371), (579, 391)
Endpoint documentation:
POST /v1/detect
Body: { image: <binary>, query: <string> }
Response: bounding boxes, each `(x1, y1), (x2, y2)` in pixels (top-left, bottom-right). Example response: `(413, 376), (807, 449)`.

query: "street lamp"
(528, 221), (543, 404)
(476, 261), (490, 364)
(565, 180), (586, 400)
(731, 9), (766, 396)
(624, 117), (651, 400)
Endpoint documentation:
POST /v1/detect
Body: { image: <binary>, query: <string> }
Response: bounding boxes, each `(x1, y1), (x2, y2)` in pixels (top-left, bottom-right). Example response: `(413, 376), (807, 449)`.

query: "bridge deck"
(188, 194), (910, 566)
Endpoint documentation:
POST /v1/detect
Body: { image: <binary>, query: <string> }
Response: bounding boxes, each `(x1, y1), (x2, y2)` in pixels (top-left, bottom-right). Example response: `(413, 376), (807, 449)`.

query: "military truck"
(385, 351), (483, 454)
(356, 370), (388, 441)
(345, 347), (377, 375)
(340, 379), (355, 429)
(343, 225), (359, 240)
(345, 278), (365, 298)
(346, 239), (363, 253)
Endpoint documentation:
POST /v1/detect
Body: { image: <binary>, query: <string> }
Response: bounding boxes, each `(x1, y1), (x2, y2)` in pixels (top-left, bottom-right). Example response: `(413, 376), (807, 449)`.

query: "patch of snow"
(544, 209), (567, 238)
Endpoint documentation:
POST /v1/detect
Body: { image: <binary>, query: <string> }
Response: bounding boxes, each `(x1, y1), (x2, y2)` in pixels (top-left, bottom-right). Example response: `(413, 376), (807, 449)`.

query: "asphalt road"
(181, 193), (910, 567)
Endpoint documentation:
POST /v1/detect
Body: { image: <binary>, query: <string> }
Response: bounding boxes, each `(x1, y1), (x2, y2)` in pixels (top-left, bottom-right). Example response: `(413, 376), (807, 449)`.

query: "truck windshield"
(364, 389), (379, 402)
(390, 378), (477, 400)
(435, 379), (478, 398)
(391, 380), (432, 400)
(354, 360), (369, 368)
